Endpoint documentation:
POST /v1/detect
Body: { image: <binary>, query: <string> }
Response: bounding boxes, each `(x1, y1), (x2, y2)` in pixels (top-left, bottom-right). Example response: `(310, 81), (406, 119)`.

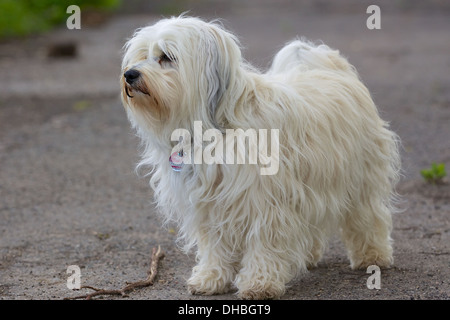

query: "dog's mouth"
(124, 83), (151, 99)
(125, 85), (134, 98)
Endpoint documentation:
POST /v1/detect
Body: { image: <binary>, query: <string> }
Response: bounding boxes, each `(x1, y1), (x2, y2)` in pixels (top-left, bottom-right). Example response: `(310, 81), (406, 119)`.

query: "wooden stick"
(65, 246), (165, 300)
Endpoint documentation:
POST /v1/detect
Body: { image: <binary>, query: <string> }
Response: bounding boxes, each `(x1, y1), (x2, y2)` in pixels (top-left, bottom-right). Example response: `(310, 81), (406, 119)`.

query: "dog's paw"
(235, 274), (285, 300)
(187, 268), (232, 296)
(350, 247), (394, 270)
(237, 283), (284, 300)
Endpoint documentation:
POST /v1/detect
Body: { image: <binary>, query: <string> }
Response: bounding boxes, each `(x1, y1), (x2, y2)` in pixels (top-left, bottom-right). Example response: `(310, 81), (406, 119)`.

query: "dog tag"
(169, 150), (184, 172)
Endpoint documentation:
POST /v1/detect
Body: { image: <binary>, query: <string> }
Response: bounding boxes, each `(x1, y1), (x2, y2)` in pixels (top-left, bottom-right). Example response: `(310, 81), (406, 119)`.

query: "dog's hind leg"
(340, 200), (394, 270)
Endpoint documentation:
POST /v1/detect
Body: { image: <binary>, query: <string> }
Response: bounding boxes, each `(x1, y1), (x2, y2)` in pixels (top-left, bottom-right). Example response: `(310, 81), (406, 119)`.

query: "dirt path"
(0, 1), (449, 300)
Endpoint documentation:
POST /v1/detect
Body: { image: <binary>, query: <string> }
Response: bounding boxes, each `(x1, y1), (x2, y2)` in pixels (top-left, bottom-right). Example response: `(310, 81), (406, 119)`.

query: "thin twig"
(419, 251), (450, 256)
(64, 246), (165, 300)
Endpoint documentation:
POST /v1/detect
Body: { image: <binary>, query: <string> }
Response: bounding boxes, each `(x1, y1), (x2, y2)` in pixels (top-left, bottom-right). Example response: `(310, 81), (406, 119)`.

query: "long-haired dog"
(120, 16), (400, 299)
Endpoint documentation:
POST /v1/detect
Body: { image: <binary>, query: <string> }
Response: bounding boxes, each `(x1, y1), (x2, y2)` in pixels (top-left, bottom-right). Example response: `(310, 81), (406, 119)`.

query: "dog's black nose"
(124, 69), (141, 84)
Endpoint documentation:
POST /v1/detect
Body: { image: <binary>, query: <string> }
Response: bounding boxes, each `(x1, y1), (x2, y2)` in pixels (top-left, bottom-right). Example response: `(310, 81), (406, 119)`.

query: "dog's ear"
(205, 45), (228, 131)
(203, 26), (241, 130)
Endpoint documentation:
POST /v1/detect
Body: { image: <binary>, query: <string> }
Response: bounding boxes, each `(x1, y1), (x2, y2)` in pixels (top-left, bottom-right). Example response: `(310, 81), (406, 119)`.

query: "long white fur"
(121, 16), (401, 299)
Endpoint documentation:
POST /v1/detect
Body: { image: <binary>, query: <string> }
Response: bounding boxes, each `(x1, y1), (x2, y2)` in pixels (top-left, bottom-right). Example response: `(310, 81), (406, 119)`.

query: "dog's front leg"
(234, 241), (293, 300)
(187, 236), (237, 296)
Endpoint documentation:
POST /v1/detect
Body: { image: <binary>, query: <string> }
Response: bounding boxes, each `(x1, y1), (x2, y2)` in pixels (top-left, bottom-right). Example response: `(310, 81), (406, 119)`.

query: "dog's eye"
(158, 53), (173, 65)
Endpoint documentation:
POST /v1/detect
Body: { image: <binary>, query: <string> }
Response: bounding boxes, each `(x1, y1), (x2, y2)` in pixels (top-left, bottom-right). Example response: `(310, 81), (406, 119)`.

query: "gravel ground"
(0, 1), (449, 300)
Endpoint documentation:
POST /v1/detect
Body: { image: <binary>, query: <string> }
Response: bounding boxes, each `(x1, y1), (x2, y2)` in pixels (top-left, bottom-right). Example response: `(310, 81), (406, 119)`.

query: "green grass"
(0, 0), (121, 38)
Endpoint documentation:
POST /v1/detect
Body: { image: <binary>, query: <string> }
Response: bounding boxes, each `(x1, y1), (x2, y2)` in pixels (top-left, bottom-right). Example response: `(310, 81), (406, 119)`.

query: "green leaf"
(420, 169), (433, 181)
(431, 163), (438, 172)
(435, 163), (446, 177)
(421, 163), (447, 183)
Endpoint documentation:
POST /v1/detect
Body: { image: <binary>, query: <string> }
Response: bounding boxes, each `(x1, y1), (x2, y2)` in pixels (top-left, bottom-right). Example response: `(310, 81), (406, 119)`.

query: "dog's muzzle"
(124, 69), (146, 98)
(124, 69), (141, 85)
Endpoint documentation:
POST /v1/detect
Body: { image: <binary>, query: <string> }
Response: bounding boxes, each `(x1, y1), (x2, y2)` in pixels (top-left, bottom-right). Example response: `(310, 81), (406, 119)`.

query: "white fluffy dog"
(120, 16), (400, 299)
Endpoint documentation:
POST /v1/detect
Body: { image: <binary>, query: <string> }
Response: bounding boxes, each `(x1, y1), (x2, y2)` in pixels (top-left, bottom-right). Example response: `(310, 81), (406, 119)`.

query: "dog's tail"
(268, 39), (354, 75)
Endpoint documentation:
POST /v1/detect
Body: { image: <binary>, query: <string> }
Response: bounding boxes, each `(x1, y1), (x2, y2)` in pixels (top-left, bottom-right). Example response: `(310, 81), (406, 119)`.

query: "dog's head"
(121, 16), (242, 133)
